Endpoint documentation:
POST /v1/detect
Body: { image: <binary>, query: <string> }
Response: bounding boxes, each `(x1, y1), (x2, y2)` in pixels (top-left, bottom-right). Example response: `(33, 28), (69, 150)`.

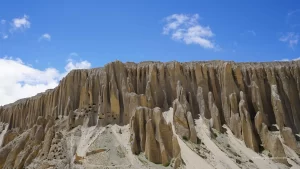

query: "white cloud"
(64, 59), (91, 73)
(0, 56), (91, 105)
(39, 33), (51, 41)
(162, 14), (216, 49)
(11, 15), (30, 31)
(293, 57), (300, 61)
(275, 57), (300, 61)
(276, 58), (289, 61)
(279, 32), (299, 48)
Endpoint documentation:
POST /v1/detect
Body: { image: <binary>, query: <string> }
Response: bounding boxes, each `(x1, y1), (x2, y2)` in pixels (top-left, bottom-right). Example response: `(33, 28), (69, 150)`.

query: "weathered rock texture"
(130, 107), (181, 166)
(0, 60), (300, 167)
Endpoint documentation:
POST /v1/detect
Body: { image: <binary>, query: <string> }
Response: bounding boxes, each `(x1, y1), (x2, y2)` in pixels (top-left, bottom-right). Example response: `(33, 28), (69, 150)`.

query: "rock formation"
(0, 60), (300, 168)
(130, 107), (181, 166)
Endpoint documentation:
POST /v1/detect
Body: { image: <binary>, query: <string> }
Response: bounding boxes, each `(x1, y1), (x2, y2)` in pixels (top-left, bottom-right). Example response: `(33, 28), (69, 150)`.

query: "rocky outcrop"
(46, 132), (67, 161)
(173, 81), (198, 143)
(255, 110), (289, 164)
(173, 98), (190, 140)
(1, 129), (18, 147)
(39, 126), (55, 160)
(0, 60), (300, 167)
(130, 107), (181, 167)
(259, 124), (288, 165)
(13, 144), (32, 169)
(239, 92), (259, 152)
(0, 131), (29, 168)
(145, 119), (161, 164)
(187, 111), (197, 143)
(208, 92), (222, 132)
(281, 127), (300, 153)
(229, 92), (242, 139)
(68, 104), (98, 129)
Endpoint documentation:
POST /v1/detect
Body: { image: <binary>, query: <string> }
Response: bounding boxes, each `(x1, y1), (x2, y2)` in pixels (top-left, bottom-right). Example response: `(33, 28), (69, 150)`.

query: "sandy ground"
(65, 124), (172, 169)
(163, 108), (300, 169)
(163, 108), (214, 169)
(18, 108), (300, 169)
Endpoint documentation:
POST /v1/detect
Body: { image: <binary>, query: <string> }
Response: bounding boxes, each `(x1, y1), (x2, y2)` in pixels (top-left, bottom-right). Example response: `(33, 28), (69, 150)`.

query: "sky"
(0, 0), (300, 105)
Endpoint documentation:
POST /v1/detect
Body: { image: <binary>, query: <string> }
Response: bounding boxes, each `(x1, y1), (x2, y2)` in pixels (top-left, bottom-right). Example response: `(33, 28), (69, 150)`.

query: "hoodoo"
(0, 60), (300, 168)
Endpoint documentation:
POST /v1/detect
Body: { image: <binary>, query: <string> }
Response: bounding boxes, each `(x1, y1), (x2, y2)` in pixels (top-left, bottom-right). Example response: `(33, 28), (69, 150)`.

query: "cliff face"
(1, 60), (300, 168)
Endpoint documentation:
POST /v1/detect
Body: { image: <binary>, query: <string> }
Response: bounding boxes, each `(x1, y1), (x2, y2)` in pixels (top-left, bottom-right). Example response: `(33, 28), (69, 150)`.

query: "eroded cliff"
(0, 60), (300, 168)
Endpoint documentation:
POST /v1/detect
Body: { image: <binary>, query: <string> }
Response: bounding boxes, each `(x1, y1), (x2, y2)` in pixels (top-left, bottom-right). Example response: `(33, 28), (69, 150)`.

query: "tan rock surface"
(239, 94), (259, 152)
(145, 119), (161, 164)
(130, 107), (181, 166)
(1, 60), (300, 167)
(208, 92), (222, 132)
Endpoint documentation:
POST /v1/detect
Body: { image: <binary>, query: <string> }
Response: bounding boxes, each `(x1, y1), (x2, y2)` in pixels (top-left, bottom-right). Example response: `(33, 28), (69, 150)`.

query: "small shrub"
(182, 136), (188, 141)
(268, 153), (272, 157)
(163, 162), (170, 167)
(197, 138), (201, 144)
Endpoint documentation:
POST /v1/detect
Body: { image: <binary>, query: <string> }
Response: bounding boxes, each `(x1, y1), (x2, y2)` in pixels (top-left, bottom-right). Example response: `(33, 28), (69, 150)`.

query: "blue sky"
(0, 0), (300, 105)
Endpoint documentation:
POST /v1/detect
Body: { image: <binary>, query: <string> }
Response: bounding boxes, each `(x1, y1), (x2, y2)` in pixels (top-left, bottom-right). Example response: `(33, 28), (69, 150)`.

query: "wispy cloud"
(279, 32), (299, 48)
(286, 9), (300, 27)
(11, 15), (30, 32)
(294, 57), (300, 61)
(1, 15), (31, 38)
(231, 41), (238, 53)
(240, 30), (256, 37)
(39, 33), (51, 41)
(162, 14), (217, 49)
(291, 24), (300, 28)
(287, 9), (300, 17)
(233, 41), (238, 47)
(276, 58), (289, 61)
(0, 19), (7, 39)
(247, 30), (256, 36)
(275, 57), (300, 61)
(69, 52), (79, 57)
(2, 34), (8, 39)
(0, 32), (8, 40)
